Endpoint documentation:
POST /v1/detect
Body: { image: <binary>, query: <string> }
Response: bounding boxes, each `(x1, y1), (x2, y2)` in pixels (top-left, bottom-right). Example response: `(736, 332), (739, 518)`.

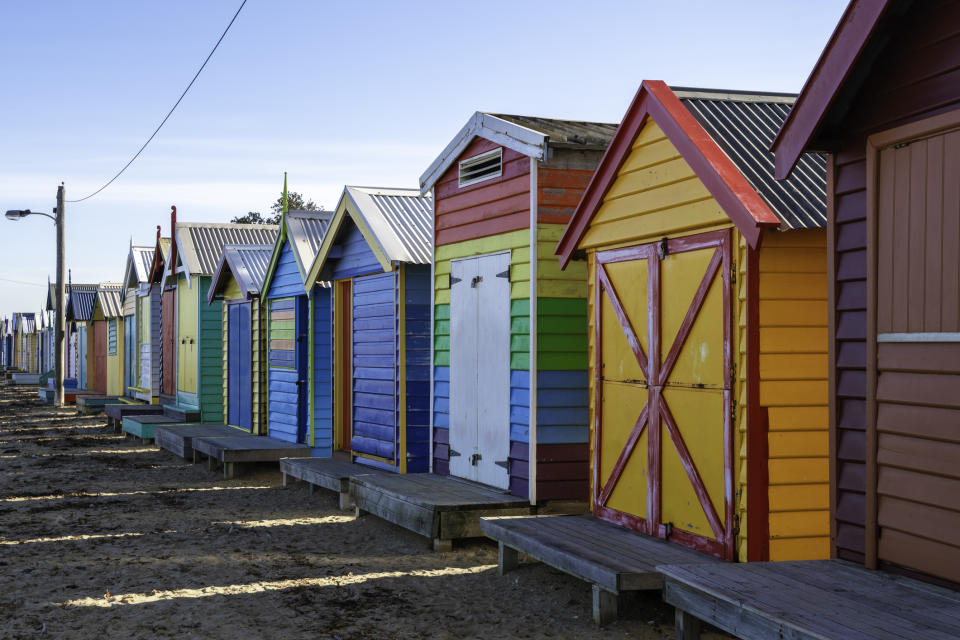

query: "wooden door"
(94, 321), (107, 394)
(449, 251), (511, 489)
(161, 289), (175, 396)
(594, 230), (734, 559)
(227, 302), (253, 430)
(869, 119), (960, 581)
(334, 280), (353, 452)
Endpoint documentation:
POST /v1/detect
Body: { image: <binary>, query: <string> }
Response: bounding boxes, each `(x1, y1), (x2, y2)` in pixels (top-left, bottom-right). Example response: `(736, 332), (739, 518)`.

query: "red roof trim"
(556, 80), (780, 266)
(771, 0), (891, 180)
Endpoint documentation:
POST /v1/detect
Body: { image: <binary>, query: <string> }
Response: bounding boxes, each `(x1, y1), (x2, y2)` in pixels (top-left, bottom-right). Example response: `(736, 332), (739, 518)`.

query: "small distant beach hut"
(419, 113), (617, 497)
(2, 318), (10, 368)
(66, 282), (98, 390)
(123, 234), (166, 403)
(89, 284), (124, 396)
(259, 204), (333, 447)
(772, 0), (960, 583)
(208, 243), (275, 433)
(153, 206), (277, 420)
(302, 187), (432, 470)
(556, 82), (830, 561)
(13, 313), (39, 373)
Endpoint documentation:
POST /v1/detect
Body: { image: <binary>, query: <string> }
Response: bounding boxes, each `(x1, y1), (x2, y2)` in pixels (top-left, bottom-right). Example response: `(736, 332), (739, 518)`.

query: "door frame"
(333, 279), (353, 455)
(592, 229), (735, 559)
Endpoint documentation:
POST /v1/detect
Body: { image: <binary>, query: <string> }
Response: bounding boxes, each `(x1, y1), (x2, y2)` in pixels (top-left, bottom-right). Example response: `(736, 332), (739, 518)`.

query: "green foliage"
(230, 190), (323, 224)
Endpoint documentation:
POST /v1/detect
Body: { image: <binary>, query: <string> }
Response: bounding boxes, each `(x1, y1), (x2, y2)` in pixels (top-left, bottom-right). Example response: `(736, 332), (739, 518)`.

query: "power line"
(0, 277), (48, 288)
(67, 0), (248, 203)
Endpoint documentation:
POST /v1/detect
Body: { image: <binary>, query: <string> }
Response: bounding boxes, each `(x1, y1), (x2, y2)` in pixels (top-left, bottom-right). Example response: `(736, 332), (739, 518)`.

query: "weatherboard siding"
(328, 220), (382, 281)
(268, 297), (299, 442)
(268, 241), (305, 299)
(402, 264), (431, 473)
(312, 287), (332, 455)
(197, 278), (223, 422)
(351, 271), (398, 464)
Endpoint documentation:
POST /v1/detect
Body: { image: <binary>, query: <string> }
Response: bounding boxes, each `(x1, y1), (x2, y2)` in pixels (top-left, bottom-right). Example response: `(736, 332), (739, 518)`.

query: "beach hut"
(555, 83), (830, 562)
(66, 282), (97, 390)
(123, 236), (166, 403)
(257, 206), (333, 447)
(301, 187), (432, 470)
(12, 313), (39, 373)
(2, 318), (10, 368)
(153, 207), (278, 420)
(419, 113), (617, 498)
(772, 0), (960, 584)
(89, 284), (124, 396)
(208, 242), (274, 433)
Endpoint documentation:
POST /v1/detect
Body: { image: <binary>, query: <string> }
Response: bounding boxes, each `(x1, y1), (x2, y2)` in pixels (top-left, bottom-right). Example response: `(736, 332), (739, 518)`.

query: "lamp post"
(6, 184), (66, 407)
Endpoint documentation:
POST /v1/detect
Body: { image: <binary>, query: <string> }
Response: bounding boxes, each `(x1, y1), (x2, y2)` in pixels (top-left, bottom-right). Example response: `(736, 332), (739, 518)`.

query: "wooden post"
(54, 185), (65, 407)
(433, 538), (453, 552)
(674, 608), (701, 640)
(592, 585), (617, 626)
(498, 542), (519, 575)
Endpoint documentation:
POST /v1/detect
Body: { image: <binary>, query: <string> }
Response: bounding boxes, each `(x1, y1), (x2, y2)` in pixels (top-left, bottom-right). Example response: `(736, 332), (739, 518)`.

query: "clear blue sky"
(0, 0), (846, 319)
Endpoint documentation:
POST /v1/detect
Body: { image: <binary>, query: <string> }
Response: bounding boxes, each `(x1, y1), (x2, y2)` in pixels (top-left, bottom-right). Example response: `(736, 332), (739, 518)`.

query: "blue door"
(295, 296), (309, 443)
(227, 302), (252, 430)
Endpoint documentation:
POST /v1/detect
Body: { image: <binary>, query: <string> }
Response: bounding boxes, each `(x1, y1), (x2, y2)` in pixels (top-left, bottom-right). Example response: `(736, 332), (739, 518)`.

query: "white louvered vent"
(459, 148), (502, 187)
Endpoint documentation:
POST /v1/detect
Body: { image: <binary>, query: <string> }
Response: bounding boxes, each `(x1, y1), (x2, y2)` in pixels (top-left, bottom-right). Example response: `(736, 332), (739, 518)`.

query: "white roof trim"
(419, 112), (548, 195)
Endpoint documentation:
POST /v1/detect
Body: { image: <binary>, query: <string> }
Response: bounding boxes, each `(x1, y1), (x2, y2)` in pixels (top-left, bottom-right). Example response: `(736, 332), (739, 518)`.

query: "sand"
(0, 384), (729, 639)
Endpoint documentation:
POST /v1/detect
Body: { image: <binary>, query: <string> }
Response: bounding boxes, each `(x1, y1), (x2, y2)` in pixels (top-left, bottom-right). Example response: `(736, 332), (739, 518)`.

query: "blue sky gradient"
(0, 1), (846, 317)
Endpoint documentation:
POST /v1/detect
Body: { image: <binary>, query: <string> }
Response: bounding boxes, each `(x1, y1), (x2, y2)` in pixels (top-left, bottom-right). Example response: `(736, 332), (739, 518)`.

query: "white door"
(449, 251), (511, 489)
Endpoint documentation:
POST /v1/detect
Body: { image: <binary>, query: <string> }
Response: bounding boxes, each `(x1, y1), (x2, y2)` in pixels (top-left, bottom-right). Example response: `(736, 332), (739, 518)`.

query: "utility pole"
(54, 185), (65, 407)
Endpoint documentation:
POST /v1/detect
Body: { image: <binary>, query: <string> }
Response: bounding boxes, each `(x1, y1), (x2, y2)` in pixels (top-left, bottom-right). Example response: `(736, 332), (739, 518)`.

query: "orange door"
(594, 229), (734, 559)
(334, 280), (353, 453)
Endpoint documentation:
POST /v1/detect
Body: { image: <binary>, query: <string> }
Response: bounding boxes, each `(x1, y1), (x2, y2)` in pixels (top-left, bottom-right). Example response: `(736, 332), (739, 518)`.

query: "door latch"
(470, 452), (482, 466)
(471, 276), (483, 288)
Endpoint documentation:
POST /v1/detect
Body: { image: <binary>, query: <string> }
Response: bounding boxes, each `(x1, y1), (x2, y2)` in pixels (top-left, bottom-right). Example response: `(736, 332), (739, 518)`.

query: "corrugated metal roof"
(344, 187), (433, 264)
(67, 289), (96, 322)
(487, 114), (619, 150)
(286, 210), (333, 274)
(14, 312), (38, 333)
(133, 246), (155, 282)
(209, 244), (274, 302)
(94, 284), (123, 319)
(674, 88), (827, 230)
(177, 223), (279, 277)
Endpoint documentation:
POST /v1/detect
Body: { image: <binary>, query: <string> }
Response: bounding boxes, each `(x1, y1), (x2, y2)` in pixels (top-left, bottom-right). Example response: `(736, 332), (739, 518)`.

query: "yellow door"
(594, 229), (734, 559)
(177, 278), (197, 394)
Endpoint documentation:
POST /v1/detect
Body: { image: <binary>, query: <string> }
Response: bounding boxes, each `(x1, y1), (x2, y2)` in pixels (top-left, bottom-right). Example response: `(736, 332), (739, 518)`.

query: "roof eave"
(772, 0), (891, 180)
(419, 112), (548, 195)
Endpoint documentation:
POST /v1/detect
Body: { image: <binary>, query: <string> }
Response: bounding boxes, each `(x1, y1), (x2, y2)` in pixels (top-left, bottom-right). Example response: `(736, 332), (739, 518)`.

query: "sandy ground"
(0, 383), (730, 640)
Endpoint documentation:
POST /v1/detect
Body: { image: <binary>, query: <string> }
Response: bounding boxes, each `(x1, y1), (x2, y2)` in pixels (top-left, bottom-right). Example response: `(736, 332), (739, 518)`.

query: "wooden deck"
(280, 457), (382, 510)
(155, 423), (243, 459)
(350, 473), (532, 552)
(64, 389), (99, 403)
(76, 395), (125, 414)
(191, 436), (311, 479)
(104, 403), (164, 432)
(480, 514), (719, 626)
(660, 560), (960, 640)
(122, 414), (183, 442)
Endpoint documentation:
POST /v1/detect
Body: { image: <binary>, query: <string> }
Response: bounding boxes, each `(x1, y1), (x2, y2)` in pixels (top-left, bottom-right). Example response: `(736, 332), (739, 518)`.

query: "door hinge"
(730, 265), (737, 284)
(496, 268), (510, 281)
(471, 275), (483, 288)
(658, 237), (668, 261)
(449, 276), (462, 285)
(448, 448), (461, 457)
(494, 459), (508, 469)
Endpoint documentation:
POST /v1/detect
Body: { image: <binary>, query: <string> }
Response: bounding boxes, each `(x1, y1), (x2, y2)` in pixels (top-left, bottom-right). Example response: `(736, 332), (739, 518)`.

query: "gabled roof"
(174, 223), (279, 279)
(13, 312), (39, 333)
(146, 237), (172, 287)
(419, 111), (618, 194)
(91, 284), (123, 319)
(771, 0), (895, 179)
(208, 244), (274, 303)
(305, 186), (433, 288)
(123, 245), (156, 289)
(48, 281), (97, 311)
(557, 81), (821, 265)
(66, 287), (97, 322)
(675, 88), (826, 230)
(261, 210), (332, 298)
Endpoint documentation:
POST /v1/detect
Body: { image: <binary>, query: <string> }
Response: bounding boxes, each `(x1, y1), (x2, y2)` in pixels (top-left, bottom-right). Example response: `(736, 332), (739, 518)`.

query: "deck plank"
(155, 424), (242, 459)
(660, 560), (960, 640)
(192, 436), (311, 463)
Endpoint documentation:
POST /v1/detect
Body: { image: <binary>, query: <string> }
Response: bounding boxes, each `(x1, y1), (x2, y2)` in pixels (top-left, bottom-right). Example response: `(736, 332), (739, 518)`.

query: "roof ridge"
(671, 86), (798, 103)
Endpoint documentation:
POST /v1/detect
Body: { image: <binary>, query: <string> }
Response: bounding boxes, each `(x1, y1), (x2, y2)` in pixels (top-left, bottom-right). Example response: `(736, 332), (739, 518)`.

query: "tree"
(231, 190), (323, 225)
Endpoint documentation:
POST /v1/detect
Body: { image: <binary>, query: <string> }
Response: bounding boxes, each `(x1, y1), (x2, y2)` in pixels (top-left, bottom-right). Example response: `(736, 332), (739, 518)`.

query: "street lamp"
(5, 185), (66, 407)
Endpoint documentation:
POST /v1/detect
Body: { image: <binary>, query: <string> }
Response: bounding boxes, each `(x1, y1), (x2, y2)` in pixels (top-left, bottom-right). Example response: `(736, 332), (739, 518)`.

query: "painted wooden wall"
(220, 277), (261, 432)
(176, 277), (198, 402)
(312, 286), (332, 453)
(820, 0), (960, 567)
(78, 324), (87, 389)
(266, 241), (310, 443)
(328, 220), (382, 280)
(581, 117), (830, 560)
(196, 277), (223, 422)
(402, 264), (432, 473)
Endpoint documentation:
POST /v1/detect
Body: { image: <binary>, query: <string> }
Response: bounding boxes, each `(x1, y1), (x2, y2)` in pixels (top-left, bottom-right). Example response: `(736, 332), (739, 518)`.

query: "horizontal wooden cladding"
(537, 167), (593, 225)
(435, 136), (530, 247)
(876, 129), (960, 334)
